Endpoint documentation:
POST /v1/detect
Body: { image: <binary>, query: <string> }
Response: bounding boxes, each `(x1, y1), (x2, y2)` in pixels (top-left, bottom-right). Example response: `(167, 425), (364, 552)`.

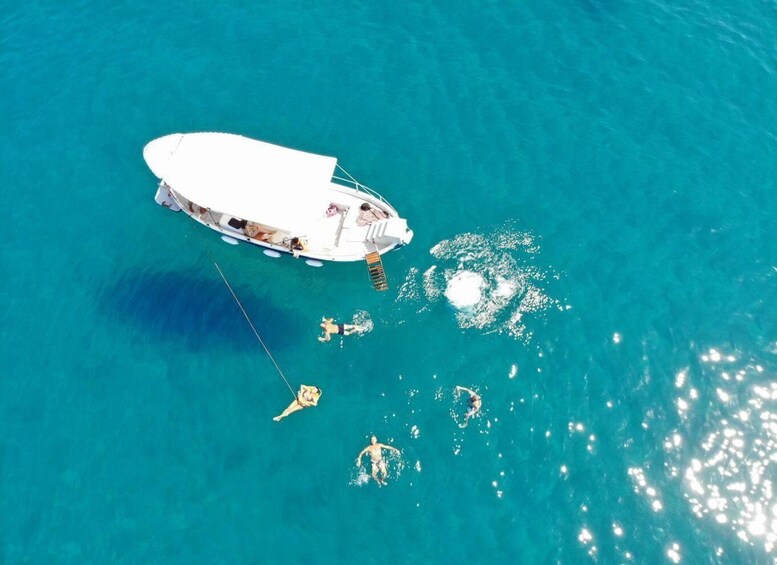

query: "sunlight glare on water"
(663, 348), (777, 553)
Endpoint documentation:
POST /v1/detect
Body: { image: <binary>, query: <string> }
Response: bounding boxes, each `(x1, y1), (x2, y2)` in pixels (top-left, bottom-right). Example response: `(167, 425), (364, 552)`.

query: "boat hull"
(145, 133), (413, 263)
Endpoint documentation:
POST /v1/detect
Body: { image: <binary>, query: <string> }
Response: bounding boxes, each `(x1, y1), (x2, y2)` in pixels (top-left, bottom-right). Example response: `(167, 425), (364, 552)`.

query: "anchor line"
(187, 221), (298, 399)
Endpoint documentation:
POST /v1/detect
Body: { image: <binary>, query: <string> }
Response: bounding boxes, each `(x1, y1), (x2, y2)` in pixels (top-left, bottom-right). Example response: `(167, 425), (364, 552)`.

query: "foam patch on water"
(396, 267), (421, 302)
(385, 449), (405, 482)
(444, 271), (484, 310)
(398, 223), (563, 340)
(350, 466), (371, 487)
(351, 310), (373, 334)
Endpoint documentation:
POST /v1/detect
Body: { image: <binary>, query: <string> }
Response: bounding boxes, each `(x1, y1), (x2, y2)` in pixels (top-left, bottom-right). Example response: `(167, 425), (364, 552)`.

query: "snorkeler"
(356, 436), (400, 487)
(318, 317), (364, 342)
(456, 386), (482, 428)
(272, 385), (322, 422)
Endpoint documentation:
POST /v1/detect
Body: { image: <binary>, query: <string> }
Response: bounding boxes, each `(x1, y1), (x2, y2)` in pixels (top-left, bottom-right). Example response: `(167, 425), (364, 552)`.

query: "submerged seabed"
(2, 0), (776, 563)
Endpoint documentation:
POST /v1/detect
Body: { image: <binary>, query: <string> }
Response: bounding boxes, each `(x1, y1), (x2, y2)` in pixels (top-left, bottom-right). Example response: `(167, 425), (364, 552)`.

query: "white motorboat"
(143, 133), (414, 269)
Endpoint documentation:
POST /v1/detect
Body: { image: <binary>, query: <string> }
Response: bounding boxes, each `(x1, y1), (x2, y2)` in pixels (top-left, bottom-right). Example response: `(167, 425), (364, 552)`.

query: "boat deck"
(170, 182), (399, 261)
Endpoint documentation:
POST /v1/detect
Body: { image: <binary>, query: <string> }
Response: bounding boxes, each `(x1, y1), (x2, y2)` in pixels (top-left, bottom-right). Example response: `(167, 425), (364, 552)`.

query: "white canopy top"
(143, 133), (338, 232)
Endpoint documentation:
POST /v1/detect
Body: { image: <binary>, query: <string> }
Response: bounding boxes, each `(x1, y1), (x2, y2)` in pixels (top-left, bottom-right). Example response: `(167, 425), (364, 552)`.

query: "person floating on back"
(456, 385), (482, 428)
(318, 317), (365, 342)
(273, 385), (322, 422)
(356, 436), (400, 487)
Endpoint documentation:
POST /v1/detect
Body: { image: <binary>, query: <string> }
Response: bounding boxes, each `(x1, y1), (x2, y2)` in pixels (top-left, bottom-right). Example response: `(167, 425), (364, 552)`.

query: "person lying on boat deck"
(356, 436), (400, 487)
(456, 386), (482, 428)
(273, 385), (322, 422)
(356, 203), (389, 226)
(188, 201), (208, 216)
(244, 222), (271, 241)
(290, 237), (307, 258)
(318, 318), (364, 342)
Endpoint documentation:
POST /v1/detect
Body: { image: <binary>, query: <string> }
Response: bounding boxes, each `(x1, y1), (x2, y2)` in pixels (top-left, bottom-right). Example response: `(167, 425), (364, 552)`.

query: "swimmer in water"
(355, 436), (400, 487)
(272, 385), (322, 422)
(456, 386), (482, 428)
(318, 317), (364, 342)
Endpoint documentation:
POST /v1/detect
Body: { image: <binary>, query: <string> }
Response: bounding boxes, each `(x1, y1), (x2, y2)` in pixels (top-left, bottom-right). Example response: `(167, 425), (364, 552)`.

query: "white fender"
(154, 184), (181, 211)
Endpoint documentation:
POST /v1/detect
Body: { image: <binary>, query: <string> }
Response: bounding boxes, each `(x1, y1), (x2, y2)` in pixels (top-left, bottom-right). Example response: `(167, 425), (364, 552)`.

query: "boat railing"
(332, 175), (385, 201)
(333, 164), (396, 211)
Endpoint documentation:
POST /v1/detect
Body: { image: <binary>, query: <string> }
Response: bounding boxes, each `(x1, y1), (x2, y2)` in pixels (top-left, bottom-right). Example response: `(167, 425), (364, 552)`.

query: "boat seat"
(367, 218), (408, 243)
(219, 215), (244, 234)
(342, 226), (370, 243)
(244, 222), (274, 241)
(365, 219), (389, 240)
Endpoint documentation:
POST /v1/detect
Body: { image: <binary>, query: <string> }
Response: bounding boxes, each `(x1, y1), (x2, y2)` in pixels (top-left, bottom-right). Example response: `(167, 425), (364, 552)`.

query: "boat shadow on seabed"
(99, 269), (304, 352)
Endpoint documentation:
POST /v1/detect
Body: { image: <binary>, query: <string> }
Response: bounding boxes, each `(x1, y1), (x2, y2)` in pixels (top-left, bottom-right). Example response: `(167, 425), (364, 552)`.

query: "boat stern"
(365, 217), (414, 247)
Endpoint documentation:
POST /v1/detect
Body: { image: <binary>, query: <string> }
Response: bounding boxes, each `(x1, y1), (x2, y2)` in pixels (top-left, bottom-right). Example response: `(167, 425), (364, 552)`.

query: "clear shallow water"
(2, 1), (776, 563)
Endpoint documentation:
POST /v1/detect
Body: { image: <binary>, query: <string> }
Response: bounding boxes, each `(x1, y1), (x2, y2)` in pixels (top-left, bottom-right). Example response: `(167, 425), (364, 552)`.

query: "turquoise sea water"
(2, 1), (776, 562)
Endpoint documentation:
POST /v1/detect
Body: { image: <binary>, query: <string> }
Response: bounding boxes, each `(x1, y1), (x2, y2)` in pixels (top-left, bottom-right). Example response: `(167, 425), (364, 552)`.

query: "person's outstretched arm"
(456, 385), (476, 396)
(355, 447), (369, 466)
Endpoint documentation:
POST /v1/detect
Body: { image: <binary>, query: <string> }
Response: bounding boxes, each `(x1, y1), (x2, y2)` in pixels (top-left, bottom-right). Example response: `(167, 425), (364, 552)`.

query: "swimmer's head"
(370, 436), (377, 444)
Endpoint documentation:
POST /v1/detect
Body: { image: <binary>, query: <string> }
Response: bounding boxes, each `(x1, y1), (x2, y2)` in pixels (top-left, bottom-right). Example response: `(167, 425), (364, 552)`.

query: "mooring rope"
(186, 219), (297, 399)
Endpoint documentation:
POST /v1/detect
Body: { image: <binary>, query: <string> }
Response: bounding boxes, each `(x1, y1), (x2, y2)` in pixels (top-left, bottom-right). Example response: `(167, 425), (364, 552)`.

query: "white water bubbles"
(397, 223), (563, 340)
(351, 309), (374, 334)
(444, 270), (485, 310)
(349, 466), (371, 487)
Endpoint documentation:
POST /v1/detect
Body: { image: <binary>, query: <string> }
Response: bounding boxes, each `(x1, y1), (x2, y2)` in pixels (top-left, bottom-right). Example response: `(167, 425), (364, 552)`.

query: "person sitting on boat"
(273, 385), (322, 422)
(244, 222), (271, 241)
(456, 385), (482, 428)
(318, 317), (365, 342)
(290, 237), (307, 258)
(356, 202), (389, 226)
(188, 201), (208, 216)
